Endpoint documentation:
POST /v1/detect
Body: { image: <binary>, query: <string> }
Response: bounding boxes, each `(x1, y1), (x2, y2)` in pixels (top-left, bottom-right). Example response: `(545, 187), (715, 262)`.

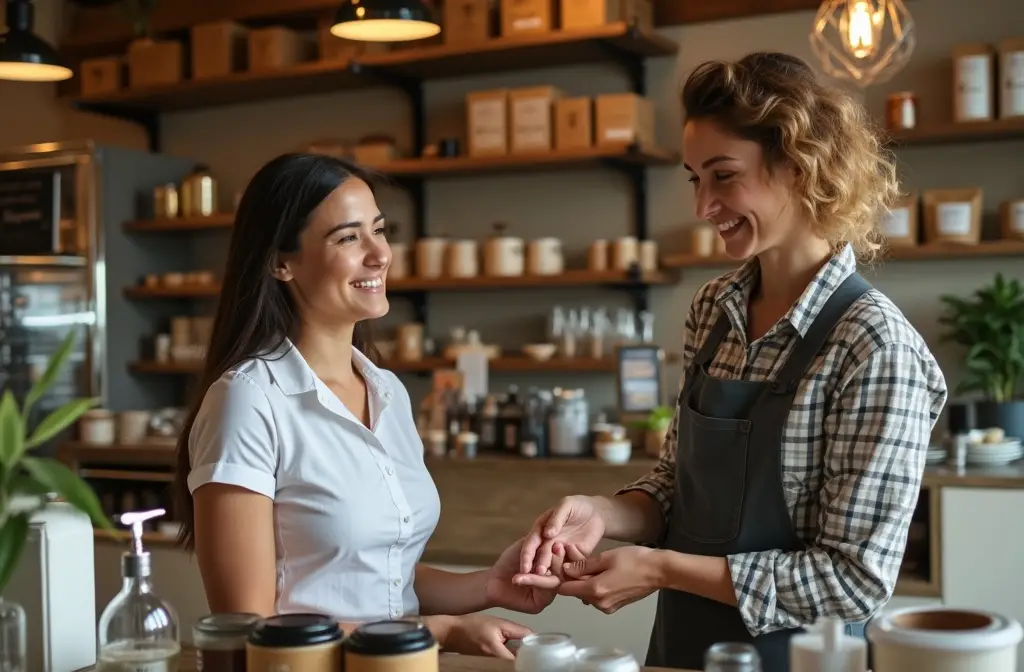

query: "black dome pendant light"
(330, 0), (440, 42)
(0, 0), (73, 82)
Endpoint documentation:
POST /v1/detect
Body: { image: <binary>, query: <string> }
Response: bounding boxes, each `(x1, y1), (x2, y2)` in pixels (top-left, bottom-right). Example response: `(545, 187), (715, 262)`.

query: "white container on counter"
(515, 633), (577, 672)
(446, 239), (479, 278)
(573, 648), (640, 672)
(867, 606), (1023, 672)
(79, 410), (116, 445)
(998, 38), (1024, 118)
(389, 242), (410, 279)
(483, 224), (525, 277)
(953, 44), (995, 122)
(415, 238), (447, 278)
(526, 238), (563, 276)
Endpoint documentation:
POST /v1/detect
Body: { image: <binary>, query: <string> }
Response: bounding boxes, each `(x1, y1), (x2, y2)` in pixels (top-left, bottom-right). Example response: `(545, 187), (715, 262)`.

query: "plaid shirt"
(621, 244), (947, 636)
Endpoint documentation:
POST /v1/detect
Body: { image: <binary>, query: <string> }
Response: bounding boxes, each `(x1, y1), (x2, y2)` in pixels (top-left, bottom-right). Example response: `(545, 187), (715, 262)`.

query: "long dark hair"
(173, 153), (382, 550)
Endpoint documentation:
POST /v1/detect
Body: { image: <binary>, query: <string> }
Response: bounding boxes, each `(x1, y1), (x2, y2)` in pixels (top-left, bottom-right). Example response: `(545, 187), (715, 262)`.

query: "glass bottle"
(97, 508), (180, 671)
(0, 597), (27, 672)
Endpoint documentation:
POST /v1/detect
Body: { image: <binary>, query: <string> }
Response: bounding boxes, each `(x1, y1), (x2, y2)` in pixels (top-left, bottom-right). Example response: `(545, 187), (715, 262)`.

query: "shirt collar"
(264, 337), (394, 402)
(715, 243), (857, 339)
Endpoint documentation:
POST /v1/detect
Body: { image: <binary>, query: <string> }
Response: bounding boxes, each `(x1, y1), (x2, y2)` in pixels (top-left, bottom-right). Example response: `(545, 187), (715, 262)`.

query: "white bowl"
(522, 343), (557, 361)
(595, 439), (632, 464)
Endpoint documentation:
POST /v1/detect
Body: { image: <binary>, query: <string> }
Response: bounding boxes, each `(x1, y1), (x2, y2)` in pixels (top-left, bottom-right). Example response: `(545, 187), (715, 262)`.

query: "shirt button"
(386, 466), (394, 475)
(392, 608), (402, 617)
(402, 516), (410, 523)
(393, 578), (401, 586)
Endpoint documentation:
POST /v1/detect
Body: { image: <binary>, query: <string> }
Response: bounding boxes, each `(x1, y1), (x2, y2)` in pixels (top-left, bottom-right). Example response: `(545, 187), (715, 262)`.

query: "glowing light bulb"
(846, 1), (874, 58)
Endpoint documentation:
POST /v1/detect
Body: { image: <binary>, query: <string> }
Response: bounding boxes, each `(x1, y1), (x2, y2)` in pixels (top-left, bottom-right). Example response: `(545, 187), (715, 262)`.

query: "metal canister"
(885, 91), (917, 130)
(704, 642), (761, 672)
(181, 165), (217, 217)
(153, 183), (178, 219)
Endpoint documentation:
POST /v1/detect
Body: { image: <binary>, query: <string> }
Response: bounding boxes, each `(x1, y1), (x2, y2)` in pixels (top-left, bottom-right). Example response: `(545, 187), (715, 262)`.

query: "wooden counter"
(80, 648), (687, 672)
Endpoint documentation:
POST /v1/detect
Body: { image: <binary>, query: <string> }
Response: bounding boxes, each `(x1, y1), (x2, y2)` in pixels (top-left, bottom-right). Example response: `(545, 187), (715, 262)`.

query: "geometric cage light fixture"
(809, 0), (916, 88)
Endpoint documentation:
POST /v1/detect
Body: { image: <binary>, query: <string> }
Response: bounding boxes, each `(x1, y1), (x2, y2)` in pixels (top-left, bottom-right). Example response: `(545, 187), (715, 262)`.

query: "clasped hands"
(506, 495), (664, 615)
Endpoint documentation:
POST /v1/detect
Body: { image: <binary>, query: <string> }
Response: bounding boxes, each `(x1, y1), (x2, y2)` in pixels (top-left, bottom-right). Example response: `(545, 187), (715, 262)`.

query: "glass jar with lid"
(194, 612), (261, 672)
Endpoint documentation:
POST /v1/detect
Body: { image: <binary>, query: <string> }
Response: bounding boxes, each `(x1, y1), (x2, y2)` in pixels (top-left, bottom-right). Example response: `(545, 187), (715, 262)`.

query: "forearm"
(414, 564), (491, 616)
(654, 550), (737, 607)
(593, 491), (665, 545)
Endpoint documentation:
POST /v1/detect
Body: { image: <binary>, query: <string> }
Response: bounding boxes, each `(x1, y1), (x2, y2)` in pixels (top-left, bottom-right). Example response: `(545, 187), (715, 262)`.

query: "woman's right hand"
(517, 495), (607, 578)
(430, 614), (532, 660)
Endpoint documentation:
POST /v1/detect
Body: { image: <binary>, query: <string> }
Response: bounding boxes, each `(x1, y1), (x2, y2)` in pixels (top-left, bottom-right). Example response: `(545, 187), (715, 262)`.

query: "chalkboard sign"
(615, 345), (664, 415)
(0, 169), (60, 255)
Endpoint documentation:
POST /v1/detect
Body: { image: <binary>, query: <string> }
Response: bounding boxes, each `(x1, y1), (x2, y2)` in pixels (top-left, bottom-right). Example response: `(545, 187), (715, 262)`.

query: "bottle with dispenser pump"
(97, 508), (181, 671)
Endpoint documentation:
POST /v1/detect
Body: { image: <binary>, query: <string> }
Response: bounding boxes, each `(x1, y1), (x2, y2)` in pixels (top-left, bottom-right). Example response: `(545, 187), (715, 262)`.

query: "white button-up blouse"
(187, 339), (441, 621)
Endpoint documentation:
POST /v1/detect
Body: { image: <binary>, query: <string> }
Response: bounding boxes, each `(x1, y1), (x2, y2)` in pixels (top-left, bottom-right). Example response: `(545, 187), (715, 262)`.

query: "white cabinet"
(941, 487), (1024, 671)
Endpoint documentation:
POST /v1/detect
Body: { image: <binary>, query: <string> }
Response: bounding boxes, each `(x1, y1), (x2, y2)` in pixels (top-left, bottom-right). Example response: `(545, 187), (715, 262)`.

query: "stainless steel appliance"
(0, 141), (198, 436)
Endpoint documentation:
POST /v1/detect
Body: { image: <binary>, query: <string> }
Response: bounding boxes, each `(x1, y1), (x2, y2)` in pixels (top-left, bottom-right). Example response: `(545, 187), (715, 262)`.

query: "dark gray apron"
(645, 272), (871, 672)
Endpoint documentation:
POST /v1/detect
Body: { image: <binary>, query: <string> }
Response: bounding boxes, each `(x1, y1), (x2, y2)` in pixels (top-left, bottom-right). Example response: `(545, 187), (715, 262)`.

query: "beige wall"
(5, 0), (1024, 422)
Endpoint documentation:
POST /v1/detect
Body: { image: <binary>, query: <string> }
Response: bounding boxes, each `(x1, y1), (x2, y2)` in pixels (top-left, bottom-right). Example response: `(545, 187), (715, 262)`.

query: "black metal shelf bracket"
(72, 102), (162, 152)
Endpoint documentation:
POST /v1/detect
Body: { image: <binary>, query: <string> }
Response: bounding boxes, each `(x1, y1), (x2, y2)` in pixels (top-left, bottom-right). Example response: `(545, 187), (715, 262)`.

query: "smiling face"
(683, 118), (804, 260)
(272, 177), (391, 327)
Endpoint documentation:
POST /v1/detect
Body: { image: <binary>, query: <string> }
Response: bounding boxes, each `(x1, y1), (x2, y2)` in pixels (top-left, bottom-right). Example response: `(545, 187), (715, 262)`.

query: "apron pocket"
(674, 407), (751, 544)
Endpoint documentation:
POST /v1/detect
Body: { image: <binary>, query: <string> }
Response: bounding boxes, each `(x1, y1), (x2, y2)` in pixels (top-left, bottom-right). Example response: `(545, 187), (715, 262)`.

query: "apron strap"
(772, 272), (873, 392)
(693, 310), (732, 369)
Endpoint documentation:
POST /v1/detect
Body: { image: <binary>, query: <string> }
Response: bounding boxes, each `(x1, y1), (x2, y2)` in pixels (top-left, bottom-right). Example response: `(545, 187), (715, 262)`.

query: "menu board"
(0, 169), (60, 255)
(615, 345), (663, 414)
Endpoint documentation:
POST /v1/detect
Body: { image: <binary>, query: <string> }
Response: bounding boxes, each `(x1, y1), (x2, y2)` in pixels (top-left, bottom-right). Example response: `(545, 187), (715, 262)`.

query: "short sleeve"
(187, 371), (278, 499)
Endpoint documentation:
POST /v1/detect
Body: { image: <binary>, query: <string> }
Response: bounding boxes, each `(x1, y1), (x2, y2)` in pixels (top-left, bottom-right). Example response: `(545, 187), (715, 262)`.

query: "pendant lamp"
(330, 0), (440, 43)
(809, 0), (915, 87)
(0, 0), (73, 82)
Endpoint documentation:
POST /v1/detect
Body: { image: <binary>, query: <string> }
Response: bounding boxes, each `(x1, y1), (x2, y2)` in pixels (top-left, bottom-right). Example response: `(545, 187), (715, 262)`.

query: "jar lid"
(248, 613), (343, 648)
(195, 612), (261, 636)
(345, 619), (436, 656)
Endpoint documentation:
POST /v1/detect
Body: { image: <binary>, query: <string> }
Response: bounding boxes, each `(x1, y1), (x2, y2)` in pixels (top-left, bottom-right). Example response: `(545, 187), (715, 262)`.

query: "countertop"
(80, 649), (688, 672)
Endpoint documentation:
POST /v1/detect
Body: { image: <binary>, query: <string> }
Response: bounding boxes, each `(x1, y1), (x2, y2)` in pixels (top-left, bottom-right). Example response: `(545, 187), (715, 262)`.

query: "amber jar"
(885, 92), (917, 130)
(194, 612), (261, 672)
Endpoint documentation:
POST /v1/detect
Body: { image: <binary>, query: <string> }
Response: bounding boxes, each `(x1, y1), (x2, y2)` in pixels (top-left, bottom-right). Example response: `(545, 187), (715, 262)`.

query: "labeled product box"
(555, 97), (593, 150)
(127, 39), (185, 89)
(445, 0), (495, 45)
(501, 0), (557, 36)
(509, 86), (562, 153)
(248, 27), (311, 72)
(595, 93), (655, 147)
(79, 56), (122, 95)
(467, 89), (510, 156)
(560, 0), (653, 31)
(191, 21), (249, 79)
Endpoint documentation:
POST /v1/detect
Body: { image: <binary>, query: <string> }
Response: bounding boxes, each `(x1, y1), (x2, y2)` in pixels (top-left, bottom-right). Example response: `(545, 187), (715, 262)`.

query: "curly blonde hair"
(681, 52), (899, 263)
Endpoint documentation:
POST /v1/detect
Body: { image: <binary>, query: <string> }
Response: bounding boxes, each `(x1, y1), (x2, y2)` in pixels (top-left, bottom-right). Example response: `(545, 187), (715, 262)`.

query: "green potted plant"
(939, 272), (1024, 439)
(0, 328), (113, 668)
(636, 405), (675, 458)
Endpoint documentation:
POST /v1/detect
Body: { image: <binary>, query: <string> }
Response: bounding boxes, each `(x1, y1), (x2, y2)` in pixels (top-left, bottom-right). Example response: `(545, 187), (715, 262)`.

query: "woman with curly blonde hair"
(515, 52), (948, 671)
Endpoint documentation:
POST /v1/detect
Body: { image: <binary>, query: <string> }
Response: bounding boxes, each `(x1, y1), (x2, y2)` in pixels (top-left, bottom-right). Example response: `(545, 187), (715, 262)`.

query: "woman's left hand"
(557, 546), (665, 614)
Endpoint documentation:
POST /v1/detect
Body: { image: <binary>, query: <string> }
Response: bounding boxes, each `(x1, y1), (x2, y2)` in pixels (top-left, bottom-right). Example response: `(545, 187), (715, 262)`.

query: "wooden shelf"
(124, 214), (234, 232)
(94, 529), (179, 548)
(58, 441), (177, 468)
(64, 24), (676, 113)
(124, 284), (221, 299)
(130, 360), (203, 374)
(79, 468), (172, 483)
(662, 240), (1024, 269)
(388, 269), (676, 292)
(886, 117), (1024, 147)
(381, 145), (678, 179)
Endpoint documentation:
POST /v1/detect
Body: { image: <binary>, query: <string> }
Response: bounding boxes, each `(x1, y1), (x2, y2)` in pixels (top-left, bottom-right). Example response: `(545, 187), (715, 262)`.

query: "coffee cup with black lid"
(246, 613), (344, 672)
(345, 619), (439, 672)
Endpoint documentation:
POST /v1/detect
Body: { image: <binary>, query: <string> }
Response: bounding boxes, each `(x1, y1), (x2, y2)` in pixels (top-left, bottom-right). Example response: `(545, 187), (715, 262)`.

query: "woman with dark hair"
(513, 53), (947, 670)
(173, 153), (566, 658)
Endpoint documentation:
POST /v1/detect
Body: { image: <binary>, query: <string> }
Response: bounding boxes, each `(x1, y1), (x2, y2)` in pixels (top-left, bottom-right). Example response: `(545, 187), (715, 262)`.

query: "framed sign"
(615, 345), (664, 415)
(0, 168), (61, 255)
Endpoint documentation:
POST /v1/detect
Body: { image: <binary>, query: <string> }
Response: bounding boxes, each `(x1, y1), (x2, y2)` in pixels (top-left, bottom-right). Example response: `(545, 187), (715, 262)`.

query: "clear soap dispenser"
(97, 508), (181, 670)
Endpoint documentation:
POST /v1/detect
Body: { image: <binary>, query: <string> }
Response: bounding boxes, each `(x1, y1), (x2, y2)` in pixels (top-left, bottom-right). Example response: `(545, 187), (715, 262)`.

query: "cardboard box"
(127, 39), (185, 89)
(560, 0), (652, 30)
(500, 0), (556, 36)
(79, 56), (122, 95)
(445, 0), (494, 45)
(248, 27), (310, 72)
(509, 86), (561, 153)
(466, 89), (510, 156)
(555, 97), (592, 150)
(595, 93), (655, 147)
(191, 21), (248, 79)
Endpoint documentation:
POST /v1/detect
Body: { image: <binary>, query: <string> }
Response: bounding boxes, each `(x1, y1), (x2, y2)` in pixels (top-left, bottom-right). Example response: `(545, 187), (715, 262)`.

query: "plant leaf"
(0, 514), (30, 596)
(0, 390), (23, 471)
(21, 457), (113, 530)
(25, 398), (99, 450)
(22, 329), (79, 420)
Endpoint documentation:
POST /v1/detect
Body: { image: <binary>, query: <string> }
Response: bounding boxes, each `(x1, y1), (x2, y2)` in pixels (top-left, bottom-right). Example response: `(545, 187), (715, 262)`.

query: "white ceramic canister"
(790, 616), (867, 672)
(388, 242), (410, 279)
(415, 238), (447, 279)
(515, 633), (577, 672)
(526, 238), (564, 275)
(639, 239), (658, 272)
(573, 647), (640, 672)
(611, 236), (638, 271)
(867, 605), (1023, 672)
(446, 240), (479, 278)
(79, 410), (116, 445)
(483, 224), (525, 277)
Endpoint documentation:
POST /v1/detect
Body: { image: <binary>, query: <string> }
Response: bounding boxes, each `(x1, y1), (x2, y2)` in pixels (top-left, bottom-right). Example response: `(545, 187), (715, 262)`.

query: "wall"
(5, 0), (1023, 419)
